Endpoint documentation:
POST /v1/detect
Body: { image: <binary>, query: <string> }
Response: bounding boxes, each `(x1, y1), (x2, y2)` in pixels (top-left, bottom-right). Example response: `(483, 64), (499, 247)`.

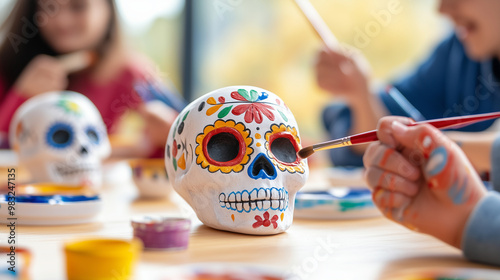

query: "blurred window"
(190, 0), (448, 141)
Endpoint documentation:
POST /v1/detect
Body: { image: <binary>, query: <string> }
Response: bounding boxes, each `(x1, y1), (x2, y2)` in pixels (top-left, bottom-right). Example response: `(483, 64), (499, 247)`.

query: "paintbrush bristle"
(297, 146), (315, 159)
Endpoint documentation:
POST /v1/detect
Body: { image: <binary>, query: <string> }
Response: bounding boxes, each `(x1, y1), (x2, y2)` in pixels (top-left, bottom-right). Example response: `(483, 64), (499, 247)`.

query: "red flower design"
(252, 211), (279, 229)
(230, 91), (275, 124)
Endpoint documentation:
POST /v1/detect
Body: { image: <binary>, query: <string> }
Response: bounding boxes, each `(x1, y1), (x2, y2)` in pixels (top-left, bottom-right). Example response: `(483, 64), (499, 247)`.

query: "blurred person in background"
(0, 0), (185, 157)
(317, 0), (500, 187)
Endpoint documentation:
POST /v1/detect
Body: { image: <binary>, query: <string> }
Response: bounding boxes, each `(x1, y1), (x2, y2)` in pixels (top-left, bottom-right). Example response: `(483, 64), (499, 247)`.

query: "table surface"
(2, 164), (500, 280)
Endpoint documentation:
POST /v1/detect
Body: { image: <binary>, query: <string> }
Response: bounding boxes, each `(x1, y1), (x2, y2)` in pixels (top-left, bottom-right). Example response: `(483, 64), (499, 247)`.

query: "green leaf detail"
(218, 105), (233, 118)
(238, 89), (251, 101)
(249, 90), (258, 102)
(173, 158), (177, 171)
(278, 110), (288, 122)
(182, 111), (189, 121)
(173, 118), (180, 137)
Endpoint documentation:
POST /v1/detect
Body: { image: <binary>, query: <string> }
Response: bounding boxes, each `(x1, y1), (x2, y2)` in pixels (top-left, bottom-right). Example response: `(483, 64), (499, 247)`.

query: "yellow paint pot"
(65, 238), (142, 280)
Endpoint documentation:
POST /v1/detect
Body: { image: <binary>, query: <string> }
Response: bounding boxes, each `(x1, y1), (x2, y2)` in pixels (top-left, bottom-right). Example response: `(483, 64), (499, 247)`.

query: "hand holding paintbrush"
(363, 115), (488, 250)
(298, 111), (500, 159)
(295, 0), (372, 109)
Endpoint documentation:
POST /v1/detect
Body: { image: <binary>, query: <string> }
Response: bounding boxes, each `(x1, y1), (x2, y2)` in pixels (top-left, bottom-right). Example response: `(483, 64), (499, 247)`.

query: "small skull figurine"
(165, 86), (309, 235)
(9, 91), (111, 188)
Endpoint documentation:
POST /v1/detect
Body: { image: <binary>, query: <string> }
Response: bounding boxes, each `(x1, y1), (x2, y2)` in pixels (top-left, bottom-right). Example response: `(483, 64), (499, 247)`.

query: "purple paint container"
(131, 216), (191, 250)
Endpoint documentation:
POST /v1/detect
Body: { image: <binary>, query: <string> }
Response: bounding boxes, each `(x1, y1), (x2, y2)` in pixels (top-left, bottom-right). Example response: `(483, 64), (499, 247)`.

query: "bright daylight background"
(0, 0), (450, 164)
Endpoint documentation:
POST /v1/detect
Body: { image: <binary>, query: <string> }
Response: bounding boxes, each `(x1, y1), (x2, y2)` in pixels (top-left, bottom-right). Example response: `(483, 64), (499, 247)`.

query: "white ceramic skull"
(9, 91), (110, 188)
(165, 86), (309, 235)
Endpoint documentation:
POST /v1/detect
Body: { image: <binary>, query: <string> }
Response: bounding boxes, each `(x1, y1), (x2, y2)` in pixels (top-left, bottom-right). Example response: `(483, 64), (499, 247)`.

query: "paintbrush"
(293, 0), (340, 51)
(386, 86), (426, 122)
(58, 51), (98, 73)
(133, 77), (186, 113)
(297, 111), (500, 159)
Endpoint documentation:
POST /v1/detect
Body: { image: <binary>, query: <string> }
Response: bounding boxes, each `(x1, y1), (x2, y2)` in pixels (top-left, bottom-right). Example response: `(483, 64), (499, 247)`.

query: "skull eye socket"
(203, 127), (245, 166)
(53, 130), (70, 144)
(196, 120), (253, 174)
(86, 126), (100, 145)
(46, 123), (73, 149)
(207, 133), (239, 162)
(268, 132), (299, 165)
(264, 124), (305, 174)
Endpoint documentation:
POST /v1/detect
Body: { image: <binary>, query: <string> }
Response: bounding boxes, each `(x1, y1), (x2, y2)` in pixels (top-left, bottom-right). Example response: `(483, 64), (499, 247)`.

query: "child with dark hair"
(0, 0), (185, 156)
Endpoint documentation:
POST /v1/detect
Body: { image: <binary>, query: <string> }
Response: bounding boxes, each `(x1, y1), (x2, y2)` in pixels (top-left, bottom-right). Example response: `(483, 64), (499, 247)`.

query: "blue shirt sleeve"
(381, 34), (498, 131)
(462, 192), (500, 266)
(322, 34), (500, 167)
(321, 36), (458, 167)
(380, 36), (453, 120)
(490, 134), (500, 192)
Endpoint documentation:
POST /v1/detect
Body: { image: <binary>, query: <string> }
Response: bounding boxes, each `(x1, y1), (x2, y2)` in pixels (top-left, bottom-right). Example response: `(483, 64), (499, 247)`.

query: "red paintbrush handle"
(349, 130), (378, 145)
(349, 111), (500, 145)
(421, 111), (500, 129)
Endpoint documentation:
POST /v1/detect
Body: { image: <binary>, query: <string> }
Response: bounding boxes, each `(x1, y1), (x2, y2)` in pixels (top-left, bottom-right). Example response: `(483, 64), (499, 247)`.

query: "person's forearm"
(349, 93), (389, 154)
(445, 131), (496, 173)
(462, 192), (500, 266)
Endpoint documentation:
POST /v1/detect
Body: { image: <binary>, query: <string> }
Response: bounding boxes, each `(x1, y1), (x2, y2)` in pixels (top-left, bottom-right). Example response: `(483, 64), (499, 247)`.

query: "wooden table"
(3, 165), (500, 280)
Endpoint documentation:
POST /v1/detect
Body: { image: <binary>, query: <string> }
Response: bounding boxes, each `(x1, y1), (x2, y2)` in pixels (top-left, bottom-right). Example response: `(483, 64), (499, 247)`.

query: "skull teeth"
(55, 163), (98, 176)
(243, 202), (250, 212)
(219, 187), (289, 213)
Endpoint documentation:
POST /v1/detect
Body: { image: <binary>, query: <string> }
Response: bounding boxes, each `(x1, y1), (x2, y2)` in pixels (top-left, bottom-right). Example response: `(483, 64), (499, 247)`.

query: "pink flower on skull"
(253, 211), (279, 229)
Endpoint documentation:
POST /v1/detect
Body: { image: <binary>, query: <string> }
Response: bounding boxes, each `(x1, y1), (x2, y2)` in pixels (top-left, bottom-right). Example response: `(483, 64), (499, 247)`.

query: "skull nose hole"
(80, 146), (88, 155)
(248, 153), (277, 180)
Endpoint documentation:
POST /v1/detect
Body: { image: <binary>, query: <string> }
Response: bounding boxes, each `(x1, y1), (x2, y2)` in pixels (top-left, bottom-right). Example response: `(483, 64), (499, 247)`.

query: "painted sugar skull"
(165, 86), (309, 235)
(9, 91), (110, 188)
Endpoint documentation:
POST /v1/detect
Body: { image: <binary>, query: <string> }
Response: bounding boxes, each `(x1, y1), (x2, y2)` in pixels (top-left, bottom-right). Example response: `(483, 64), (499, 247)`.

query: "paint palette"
(0, 193), (102, 225)
(326, 167), (366, 187)
(294, 187), (380, 219)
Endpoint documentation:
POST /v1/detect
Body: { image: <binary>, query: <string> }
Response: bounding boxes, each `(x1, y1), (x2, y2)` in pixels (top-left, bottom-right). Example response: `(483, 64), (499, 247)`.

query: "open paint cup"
(0, 247), (31, 280)
(65, 238), (142, 280)
(131, 216), (191, 250)
(129, 159), (172, 199)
